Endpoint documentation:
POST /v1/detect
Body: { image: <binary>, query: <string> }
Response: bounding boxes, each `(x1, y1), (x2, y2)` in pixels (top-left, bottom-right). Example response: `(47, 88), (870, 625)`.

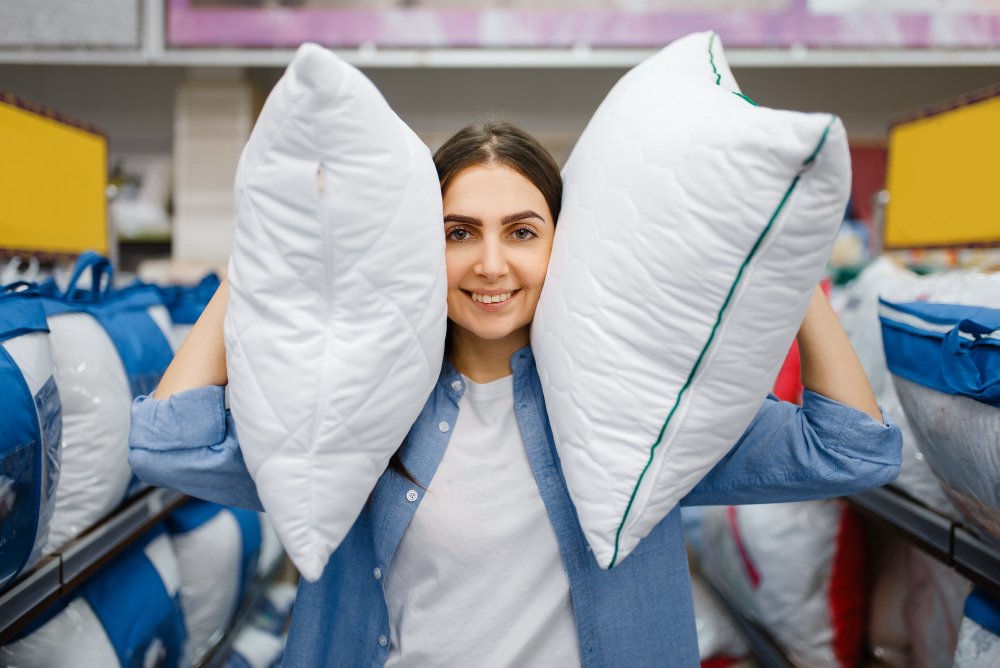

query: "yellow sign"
(885, 89), (1000, 249)
(0, 93), (108, 256)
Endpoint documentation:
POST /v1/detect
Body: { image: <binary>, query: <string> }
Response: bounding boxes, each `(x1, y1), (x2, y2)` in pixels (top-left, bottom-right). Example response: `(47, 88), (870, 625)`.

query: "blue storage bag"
(0, 524), (186, 667)
(0, 284), (61, 590)
(880, 298), (1000, 543)
(39, 252), (175, 398)
(167, 500), (262, 664)
(954, 588), (1000, 666)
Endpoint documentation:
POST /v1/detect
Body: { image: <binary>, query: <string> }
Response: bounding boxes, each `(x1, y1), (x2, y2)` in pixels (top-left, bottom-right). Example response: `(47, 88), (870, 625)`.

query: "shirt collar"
(437, 344), (535, 399)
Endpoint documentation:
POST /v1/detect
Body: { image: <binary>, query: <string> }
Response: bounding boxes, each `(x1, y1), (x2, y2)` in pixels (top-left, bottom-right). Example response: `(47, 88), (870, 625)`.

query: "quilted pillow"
(531, 31), (850, 568)
(225, 44), (447, 581)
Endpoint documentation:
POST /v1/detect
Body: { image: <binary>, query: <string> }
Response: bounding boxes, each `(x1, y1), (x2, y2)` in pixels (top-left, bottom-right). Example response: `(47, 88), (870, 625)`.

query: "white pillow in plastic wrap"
(698, 501), (865, 668)
(0, 304), (61, 588)
(954, 589), (1000, 668)
(691, 573), (748, 662)
(532, 30), (850, 568)
(225, 43), (446, 581)
(168, 503), (261, 666)
(228, 626), (285, 668)
(894, 376), (1000, 544)
(42, 312), (133, 554)
(0, 529), (185, 667)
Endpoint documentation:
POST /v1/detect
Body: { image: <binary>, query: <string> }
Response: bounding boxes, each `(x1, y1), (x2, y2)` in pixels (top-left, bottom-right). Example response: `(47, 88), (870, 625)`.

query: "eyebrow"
(443, 210), (546, 226)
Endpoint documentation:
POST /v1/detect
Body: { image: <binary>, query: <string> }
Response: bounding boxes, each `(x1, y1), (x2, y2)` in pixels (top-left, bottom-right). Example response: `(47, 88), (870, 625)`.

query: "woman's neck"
(449, 324), (529, 383)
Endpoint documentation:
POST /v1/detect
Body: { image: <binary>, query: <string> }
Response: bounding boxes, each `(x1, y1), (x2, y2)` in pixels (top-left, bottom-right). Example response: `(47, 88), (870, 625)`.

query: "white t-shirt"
(383, 373), (581, 667)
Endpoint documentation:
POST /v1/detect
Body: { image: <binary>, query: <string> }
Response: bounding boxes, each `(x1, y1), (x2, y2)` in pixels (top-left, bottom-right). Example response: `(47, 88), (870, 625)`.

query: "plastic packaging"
(0, 288), (61, 589)
(227, 626), (285, 668)
(698, 500), (864, 668)
(691, 573), (748, 662)
(954, 588), (1000, 667)
(37, 254), (175, 552)
(167, 501), (262, 665)
(882, 298), (1000, 543)
(0, 526), (186, 667)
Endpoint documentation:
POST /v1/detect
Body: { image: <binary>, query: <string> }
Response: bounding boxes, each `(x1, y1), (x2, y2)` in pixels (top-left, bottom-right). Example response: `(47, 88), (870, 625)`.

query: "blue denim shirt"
(130, 346), (901, 667)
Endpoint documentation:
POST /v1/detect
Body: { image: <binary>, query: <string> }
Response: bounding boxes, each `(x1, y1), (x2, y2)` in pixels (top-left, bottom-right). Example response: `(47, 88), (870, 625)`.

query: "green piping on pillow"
(608, 110), (838, 568)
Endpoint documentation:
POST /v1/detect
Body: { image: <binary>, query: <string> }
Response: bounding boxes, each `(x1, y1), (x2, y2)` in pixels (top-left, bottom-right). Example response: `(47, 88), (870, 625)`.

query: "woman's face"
(443, 163), (555, 347)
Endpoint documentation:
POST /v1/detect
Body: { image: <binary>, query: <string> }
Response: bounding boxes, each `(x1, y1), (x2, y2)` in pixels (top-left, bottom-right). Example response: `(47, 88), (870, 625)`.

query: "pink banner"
(167, 0), (1000, 49)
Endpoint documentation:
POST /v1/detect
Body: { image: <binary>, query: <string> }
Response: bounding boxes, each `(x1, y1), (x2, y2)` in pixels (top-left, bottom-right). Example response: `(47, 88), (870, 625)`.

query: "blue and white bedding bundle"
(881, 295), (1000, 544)
(0, 286), (61, 590)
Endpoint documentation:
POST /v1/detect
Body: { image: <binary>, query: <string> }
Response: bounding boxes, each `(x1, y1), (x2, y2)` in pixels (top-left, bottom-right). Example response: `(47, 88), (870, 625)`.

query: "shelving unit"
(848, 485), (1000, 599)
(704, 579), (794, 668)
(0, 487), (188, 643)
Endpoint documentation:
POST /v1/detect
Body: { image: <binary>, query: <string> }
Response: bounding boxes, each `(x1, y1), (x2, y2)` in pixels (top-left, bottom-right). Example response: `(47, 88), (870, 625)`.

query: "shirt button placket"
(406, 489), (418, 502)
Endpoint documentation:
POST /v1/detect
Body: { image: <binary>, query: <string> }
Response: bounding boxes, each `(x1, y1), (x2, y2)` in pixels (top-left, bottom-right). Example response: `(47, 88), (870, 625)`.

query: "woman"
(130, 121), (901, 667)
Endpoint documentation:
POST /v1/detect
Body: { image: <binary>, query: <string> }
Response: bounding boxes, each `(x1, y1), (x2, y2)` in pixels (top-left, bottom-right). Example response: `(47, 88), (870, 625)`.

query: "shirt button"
(451, 380), (463, 392)
(373, 566), (382, 580)
(378, 634), (388, 647)
(406, 489), (418, 502)
(438, 421), (450, 432)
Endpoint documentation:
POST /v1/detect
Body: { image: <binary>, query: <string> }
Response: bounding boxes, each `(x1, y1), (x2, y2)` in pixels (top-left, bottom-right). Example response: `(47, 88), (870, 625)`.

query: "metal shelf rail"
(848, 485), (1000, 599)
(702, 578), (794, 668)
(0, 487), (188, 643)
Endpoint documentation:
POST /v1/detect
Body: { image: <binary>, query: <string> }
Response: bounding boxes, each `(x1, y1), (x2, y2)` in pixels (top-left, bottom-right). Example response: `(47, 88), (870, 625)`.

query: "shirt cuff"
(801, 389), (901, 467)
(130, 385), (228, 450)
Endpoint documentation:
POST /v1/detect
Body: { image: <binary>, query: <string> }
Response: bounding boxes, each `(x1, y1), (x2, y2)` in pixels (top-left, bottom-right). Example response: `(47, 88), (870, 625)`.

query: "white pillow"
(225, 43), (447, 582)
(532, 30), (850, 568)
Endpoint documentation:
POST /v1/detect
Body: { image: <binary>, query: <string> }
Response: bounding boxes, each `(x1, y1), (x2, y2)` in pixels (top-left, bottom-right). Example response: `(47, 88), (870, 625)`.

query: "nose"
(474, 237), (509, 281)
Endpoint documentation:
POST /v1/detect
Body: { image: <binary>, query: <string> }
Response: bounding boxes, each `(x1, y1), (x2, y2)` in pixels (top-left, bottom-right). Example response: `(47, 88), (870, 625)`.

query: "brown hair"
(433, 120), (562, 223)
(387, 120), (562, 486)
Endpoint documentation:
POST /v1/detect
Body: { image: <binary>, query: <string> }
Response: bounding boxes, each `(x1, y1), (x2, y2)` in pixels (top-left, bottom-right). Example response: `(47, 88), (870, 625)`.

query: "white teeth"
(471, 291), (513, 304)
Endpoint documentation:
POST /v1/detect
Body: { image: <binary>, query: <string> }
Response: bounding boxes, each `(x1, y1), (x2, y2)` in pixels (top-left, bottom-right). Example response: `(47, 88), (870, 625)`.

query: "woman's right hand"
(154, 276), (229, 400)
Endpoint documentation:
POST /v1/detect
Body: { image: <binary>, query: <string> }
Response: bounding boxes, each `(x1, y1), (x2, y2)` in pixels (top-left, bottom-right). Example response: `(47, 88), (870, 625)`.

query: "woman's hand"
(154, 277), (229, 400)
(796, 285), (883, 423)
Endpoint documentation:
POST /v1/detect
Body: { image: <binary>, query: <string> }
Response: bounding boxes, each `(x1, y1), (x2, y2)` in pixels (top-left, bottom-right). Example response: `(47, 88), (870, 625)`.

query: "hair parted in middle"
(432, 120), (563, 224)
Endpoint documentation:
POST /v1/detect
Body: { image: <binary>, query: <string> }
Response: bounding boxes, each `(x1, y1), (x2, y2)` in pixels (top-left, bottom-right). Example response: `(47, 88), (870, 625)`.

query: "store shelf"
(198, 555), (288, 668)
(0, 487), (187, 643)
(848, 485), (1000, 599)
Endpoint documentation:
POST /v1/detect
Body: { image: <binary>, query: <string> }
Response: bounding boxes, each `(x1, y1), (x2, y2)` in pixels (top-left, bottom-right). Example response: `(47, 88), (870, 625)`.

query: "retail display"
(166, 500), (262, 666)
(954, 588), (1000, 667)
(36, 253), (173, 553)
(837, 258), (955, 512)
(531, 29), (849, 569)
(0, 288), (61, 591)
(0, 526), (186, 667)
(697, 501), (864, 668)
(257, 513), (285, 577)
(691, 573), (748, 664)
(227, 626), (286, 668)
(881, 299), (1000, 543)
(224, 42), (447, 582)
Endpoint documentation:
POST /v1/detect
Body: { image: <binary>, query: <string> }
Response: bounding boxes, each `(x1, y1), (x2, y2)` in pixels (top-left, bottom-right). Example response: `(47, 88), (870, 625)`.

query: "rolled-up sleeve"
(681, 390), (902, 507)
(129, 385), (264, 511)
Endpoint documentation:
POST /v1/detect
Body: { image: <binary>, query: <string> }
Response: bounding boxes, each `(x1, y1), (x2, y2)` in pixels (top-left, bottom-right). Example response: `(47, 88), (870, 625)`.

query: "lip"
(463, 289), (520, 312)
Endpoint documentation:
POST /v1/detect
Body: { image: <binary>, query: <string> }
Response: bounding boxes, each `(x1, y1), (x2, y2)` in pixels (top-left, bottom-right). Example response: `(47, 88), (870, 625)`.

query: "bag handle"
(64, 251), (114, 301)
(940, 319), (1000, 403)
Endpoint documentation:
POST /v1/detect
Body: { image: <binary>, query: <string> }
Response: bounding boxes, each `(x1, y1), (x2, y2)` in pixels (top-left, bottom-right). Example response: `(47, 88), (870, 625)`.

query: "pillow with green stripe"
(531, 30), (850, 569)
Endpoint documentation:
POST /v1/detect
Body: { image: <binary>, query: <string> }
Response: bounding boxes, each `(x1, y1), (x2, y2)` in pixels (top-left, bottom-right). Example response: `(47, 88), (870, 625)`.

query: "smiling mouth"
(462, 289), (520, 308)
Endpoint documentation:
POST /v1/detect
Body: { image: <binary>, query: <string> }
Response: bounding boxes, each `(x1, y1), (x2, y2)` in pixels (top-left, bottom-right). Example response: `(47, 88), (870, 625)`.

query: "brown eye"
(512, 227), (537, 240)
